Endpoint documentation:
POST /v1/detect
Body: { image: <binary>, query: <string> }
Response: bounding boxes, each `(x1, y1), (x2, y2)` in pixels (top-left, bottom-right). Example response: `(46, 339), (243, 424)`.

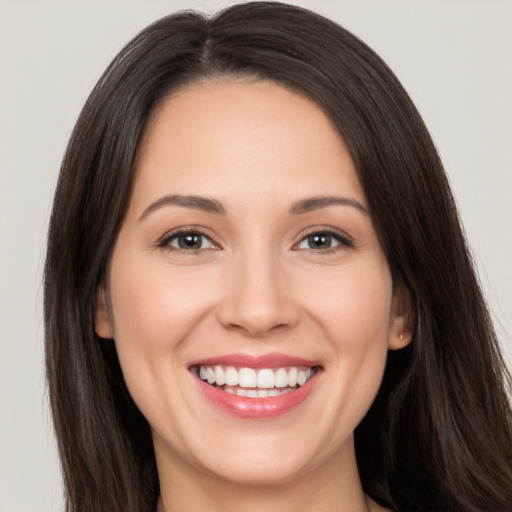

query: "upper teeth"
(198, 366), (314, 389)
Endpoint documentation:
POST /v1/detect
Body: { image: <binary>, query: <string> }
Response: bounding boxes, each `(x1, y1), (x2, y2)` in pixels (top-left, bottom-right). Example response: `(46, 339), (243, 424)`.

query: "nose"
(217, 249), (300, 337)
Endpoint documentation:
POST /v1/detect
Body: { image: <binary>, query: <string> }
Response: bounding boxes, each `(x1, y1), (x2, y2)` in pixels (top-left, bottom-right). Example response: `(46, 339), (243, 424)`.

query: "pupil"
(309, 234), (330, 249)
(179, 234), (201, 249)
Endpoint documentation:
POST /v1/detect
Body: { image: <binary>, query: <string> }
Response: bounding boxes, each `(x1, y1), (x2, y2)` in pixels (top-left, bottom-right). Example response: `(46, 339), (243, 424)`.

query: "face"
(96, 80), (410, 487)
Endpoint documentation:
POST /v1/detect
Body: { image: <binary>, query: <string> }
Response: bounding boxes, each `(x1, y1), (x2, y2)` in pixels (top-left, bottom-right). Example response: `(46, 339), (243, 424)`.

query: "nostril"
(216, 260), (300, 335)
(218, 299), (300, 337)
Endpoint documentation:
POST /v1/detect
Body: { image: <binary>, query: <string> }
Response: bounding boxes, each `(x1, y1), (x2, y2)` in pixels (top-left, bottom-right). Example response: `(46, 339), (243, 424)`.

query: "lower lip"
(194, 370), (320, 419)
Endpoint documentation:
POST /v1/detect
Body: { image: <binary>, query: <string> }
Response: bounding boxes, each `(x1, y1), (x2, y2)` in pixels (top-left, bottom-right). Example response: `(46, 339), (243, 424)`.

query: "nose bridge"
(218, 240), (298, 336)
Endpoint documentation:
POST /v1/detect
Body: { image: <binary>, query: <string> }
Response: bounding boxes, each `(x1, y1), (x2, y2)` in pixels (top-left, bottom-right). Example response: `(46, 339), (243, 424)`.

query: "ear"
(388, 282), (415, 350)
(95, 284), (114, 339)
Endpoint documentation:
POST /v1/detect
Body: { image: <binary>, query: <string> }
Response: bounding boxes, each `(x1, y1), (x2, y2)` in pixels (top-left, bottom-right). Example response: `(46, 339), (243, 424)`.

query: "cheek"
(299, 259), (392, 405)
(333, 269), (391, 386)
(107, 253), (222, 433)
(299, 260), (393, 347)
(109, 257), (214, 350)
(107, 252), (219, 407)
(310, 263), (392, 427)
(337, 278), (391, 345)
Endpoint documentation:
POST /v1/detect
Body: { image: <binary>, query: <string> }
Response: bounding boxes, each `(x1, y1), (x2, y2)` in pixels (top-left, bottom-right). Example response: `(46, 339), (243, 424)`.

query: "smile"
(190, 354), (321, 418)
(197, 365), (315, 398)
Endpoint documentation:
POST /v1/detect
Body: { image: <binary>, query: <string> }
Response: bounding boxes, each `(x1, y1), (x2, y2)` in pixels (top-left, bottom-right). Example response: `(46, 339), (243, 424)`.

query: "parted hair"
(44, 2), (512, 511)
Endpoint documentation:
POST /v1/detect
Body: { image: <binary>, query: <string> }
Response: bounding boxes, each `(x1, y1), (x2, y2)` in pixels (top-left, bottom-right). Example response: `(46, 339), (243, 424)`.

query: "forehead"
(130, 79), (365, 213)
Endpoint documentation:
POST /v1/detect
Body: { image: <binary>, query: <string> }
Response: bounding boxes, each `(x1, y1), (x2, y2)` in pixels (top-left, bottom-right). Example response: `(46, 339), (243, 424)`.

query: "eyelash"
(157, 227), (353, 254)
(158, 228), (219, 254)
(293, 228), (353, 253)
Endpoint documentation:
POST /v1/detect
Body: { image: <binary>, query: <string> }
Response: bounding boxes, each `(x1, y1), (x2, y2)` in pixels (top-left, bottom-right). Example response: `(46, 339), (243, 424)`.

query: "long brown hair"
(44, 3), (512, 511)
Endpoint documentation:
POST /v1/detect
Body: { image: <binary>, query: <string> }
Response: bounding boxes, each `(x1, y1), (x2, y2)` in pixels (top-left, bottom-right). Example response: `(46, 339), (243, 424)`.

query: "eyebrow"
(138, 193), (368, 221)
(289, 196), (368, 216)
(139, 194), (225, 221)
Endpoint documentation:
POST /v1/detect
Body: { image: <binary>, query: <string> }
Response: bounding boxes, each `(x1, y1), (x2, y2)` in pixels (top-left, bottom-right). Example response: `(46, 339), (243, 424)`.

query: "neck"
(155, 436), (381, 512)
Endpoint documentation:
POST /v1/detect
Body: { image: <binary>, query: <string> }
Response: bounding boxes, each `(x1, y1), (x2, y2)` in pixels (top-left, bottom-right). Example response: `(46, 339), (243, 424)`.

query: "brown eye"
(162, 231), (216, 251)
(307, 234), (335, 249)
(176, 233), (203, 249)
(295, 230), (352, 251)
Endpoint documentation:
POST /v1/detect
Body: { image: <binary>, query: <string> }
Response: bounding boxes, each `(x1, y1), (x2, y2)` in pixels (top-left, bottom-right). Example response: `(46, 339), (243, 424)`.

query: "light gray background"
(1, 1), (510, 510)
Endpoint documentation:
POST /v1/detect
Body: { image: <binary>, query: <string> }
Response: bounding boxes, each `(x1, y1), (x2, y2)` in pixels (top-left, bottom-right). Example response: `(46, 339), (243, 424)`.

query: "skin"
(96, 79), (412, 512)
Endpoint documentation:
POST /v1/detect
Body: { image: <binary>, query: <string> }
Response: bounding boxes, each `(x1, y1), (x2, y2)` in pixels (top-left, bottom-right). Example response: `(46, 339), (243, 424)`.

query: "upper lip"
(189, 352), (321, 369)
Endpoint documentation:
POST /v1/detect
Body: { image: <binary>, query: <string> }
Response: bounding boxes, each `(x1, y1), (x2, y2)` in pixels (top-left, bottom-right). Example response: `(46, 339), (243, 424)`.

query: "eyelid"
(157, 226), (221, 252)
(292, 226), (354, 251)
(155, 225), (353, 253)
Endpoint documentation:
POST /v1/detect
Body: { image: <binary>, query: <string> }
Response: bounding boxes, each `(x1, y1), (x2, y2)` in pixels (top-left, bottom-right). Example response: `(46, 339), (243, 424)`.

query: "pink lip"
(189, 352), (320, 369)
(189, 353), (321, 419)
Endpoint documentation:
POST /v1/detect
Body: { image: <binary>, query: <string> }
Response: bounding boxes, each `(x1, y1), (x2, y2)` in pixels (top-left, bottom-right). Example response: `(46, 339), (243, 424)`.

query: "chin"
(201, 453), (314, 487)
(186, 428), (349, 488)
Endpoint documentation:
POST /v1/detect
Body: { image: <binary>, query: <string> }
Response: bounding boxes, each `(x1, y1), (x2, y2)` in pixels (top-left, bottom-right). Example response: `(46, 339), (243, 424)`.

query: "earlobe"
(390, 332), (410, 350)
(95, 285), (114, 339)
(388, 283), (415, 350)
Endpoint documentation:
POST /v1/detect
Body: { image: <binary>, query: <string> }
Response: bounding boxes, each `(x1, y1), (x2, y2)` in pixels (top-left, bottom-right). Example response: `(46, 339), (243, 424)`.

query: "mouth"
(189, 355), (321, 418)
(194, 365), (316, 398)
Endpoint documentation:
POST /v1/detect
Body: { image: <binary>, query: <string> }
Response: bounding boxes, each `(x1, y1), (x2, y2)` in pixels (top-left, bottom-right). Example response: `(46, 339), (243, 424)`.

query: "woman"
(44, 2), (512, 511)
